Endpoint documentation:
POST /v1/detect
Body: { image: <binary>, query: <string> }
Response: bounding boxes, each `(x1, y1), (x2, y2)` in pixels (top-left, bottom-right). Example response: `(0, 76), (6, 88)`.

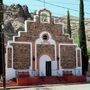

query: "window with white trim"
(40, 11), (50, 23)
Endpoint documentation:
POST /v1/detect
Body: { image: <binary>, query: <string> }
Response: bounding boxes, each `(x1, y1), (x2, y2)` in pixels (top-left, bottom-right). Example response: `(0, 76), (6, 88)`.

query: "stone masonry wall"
(77, 49), (81, 67)
(7, 9), (78, 70)
(37, 44), (55, 60)
(12, 43), (31, 69)
(15, 20), (73, 44)
(60, 45), (76, 69)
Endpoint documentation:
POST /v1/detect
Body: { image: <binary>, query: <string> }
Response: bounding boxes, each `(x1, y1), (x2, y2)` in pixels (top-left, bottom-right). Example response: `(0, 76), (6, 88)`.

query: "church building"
(5, 9), (82, 80)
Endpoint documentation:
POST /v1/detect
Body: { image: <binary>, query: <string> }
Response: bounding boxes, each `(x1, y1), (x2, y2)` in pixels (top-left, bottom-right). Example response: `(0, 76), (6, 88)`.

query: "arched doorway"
(39, 55), (51, 76)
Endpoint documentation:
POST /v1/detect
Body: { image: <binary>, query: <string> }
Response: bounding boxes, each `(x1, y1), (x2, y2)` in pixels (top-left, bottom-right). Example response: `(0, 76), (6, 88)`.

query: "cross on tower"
(44, 0), (45, 8)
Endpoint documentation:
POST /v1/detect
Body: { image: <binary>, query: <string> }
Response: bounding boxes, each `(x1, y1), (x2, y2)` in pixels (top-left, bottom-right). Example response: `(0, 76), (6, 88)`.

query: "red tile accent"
(0, 76), (86, 87)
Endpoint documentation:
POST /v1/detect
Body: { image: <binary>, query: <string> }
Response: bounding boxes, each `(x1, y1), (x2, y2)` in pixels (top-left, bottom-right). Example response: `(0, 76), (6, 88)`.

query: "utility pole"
(0, 0), (6, 89)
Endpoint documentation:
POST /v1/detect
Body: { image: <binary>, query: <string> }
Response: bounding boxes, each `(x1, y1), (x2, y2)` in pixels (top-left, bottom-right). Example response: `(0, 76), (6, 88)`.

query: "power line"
(35, 0), (90, 15)
(36, 0), (79, 12)
(52, 1), (79, 6)
(0, 0), (90, 20)
(84, 0), (90, 2)
(33, 13), (90, 23)
(1, 10), (90, 23)
(76, 0), (90, 2)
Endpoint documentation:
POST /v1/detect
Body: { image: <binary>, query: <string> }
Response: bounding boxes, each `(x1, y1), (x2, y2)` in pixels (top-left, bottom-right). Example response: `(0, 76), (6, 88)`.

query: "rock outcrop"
(3, 4), (32, 42)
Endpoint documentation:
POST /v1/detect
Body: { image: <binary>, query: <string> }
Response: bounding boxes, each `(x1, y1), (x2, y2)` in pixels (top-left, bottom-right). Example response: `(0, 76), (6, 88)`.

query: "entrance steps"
(0, 75), (86, 87)
(16, 75), (86, 86)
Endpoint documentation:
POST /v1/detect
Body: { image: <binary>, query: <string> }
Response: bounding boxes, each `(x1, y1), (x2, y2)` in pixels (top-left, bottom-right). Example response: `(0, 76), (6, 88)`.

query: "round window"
(42, 34), (48, 40)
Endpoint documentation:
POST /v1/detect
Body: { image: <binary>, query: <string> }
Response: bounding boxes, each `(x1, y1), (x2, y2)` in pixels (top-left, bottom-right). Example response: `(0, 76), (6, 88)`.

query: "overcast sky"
(3, 0), (90, 18)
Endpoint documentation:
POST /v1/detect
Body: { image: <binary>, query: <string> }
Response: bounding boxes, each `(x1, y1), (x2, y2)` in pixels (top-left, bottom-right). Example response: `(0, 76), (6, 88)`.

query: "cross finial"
(44, 0), (45, 8)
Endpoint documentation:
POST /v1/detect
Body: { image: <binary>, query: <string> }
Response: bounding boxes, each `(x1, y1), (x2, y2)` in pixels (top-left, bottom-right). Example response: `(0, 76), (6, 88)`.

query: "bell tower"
(39, 8), (51, 23)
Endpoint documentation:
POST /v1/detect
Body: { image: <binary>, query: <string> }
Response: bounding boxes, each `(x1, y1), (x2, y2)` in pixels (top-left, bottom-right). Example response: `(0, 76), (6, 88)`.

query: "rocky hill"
(3, 4), (90, 48)
(3, 4), (32, 42)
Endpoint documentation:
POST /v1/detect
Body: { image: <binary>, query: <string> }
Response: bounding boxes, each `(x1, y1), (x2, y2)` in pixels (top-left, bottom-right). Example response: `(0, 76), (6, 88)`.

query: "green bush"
(87, 47), (90, 59)
(74, 36), (79, 44)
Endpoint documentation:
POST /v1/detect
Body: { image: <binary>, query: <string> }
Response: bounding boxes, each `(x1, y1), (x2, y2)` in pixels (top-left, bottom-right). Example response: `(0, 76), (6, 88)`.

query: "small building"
(5, 9), (82, 80)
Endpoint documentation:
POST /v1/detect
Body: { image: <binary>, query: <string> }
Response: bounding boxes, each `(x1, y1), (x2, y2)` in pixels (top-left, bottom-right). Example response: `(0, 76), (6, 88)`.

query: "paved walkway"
(8, 84), (90, 90)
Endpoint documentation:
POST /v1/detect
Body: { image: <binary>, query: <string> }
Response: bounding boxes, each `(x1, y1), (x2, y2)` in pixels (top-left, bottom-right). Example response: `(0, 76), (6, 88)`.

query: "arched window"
(41, 13), (48, 22)
(40, 10), (50, 23)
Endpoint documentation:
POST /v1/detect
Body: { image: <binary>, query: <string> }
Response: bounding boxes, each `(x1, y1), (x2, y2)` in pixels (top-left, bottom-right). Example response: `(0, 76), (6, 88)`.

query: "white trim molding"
(6, 45), (13, 69)
(8, 42), (32, 70)
(58, 43), (82, 76)
(59, 43), (78, 69)
(76, 47), (82, 68)
(40, 11), (50, 23)
(6, 41), (33, 80)
(35, 31), (57, 71)
(13, 18), (37, 42)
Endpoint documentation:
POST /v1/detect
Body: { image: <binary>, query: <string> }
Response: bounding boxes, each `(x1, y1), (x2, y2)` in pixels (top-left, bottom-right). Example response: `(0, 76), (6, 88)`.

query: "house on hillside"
(5, 9), (82, 80)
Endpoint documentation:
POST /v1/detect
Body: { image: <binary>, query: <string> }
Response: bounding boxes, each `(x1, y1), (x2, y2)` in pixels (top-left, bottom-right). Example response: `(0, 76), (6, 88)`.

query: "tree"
(0, 0), (3, 75)
(67, 10), (71, 38)
(79, 0), (88, 75)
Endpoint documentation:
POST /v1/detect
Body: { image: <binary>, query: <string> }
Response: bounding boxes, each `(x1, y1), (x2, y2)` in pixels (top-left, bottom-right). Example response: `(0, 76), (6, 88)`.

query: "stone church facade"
(5, 9), (82, 80)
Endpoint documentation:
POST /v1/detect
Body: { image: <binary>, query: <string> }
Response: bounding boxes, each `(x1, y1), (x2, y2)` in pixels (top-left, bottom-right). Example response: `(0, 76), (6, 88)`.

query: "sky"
(3, 0), (90, 18)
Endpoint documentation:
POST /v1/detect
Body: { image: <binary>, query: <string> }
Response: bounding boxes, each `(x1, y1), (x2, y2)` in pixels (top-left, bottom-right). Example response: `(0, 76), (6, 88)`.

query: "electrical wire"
(35, 0), (90, 15)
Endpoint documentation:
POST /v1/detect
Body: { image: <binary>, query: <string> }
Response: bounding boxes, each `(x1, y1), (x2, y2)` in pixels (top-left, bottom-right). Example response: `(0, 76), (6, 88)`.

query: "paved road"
(9, 84), (90, 90)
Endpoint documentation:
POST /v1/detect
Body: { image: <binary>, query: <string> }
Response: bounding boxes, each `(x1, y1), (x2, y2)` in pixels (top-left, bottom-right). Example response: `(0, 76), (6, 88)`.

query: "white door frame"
(35, 31), (56, 71)
(39, 55), (51, 76)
